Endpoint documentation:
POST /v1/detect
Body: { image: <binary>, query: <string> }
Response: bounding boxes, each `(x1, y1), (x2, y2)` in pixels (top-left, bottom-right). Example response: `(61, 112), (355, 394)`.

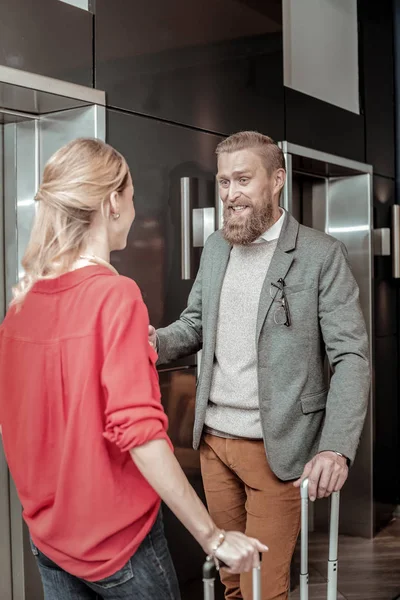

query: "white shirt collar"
(253, 209), (286, 244)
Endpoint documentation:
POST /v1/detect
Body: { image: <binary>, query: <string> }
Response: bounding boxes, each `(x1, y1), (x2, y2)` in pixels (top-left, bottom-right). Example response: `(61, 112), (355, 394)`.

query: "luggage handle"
(300, 477), (340, 600)
(203, 553), (262, 600)
(203, 477), (340, 600)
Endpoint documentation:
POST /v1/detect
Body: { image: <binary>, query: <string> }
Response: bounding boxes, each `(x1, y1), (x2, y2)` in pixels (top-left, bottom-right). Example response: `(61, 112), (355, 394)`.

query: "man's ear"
(274, 168), (286, 195)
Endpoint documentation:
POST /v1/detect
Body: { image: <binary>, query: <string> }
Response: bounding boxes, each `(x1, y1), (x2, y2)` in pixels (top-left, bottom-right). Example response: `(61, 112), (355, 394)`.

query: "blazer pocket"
(300, 390), (328, 414)
(284, 283), (317, 295)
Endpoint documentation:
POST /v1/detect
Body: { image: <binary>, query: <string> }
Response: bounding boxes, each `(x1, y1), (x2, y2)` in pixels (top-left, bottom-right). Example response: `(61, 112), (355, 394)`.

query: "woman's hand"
(210, 530), (267, 574)
(148, 325), (157, 349)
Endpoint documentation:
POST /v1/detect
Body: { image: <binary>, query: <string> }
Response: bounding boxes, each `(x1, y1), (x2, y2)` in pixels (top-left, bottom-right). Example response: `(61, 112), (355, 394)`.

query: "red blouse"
(0, 266), (171, 580)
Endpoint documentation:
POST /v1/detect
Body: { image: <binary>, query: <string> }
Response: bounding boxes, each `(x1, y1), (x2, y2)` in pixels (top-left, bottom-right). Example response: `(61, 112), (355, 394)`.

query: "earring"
(112, 213), (120, 220)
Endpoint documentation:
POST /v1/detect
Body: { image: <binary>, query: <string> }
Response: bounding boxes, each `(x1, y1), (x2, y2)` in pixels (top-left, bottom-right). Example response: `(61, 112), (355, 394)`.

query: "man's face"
(217, 149), (276, 245)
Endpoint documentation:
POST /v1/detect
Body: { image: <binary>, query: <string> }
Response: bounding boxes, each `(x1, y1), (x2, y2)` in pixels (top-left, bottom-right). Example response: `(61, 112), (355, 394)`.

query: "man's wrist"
(320, 450), (350, 466)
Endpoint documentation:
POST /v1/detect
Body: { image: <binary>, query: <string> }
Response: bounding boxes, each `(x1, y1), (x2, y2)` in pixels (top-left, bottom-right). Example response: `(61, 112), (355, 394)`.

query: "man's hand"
(293, 451), (348, 501)
(148, 325), (157, 349)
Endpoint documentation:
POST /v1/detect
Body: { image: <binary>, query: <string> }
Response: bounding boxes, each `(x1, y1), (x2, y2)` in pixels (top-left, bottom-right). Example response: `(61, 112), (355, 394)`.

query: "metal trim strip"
(0, 65), (105, 107)
(279, 141), (373, 174)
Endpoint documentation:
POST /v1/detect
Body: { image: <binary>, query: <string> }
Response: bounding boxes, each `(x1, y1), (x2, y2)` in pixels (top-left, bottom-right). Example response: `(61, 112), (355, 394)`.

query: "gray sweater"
(205, 240), (278, 439)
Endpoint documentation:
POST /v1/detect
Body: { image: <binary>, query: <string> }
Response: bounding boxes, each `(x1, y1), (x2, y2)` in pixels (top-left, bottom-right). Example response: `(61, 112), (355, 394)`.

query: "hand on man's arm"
(148, 325), (157, 349)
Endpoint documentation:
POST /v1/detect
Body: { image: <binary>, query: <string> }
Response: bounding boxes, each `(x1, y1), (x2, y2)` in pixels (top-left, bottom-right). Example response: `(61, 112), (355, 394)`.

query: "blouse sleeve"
(101, 280), (172, 452)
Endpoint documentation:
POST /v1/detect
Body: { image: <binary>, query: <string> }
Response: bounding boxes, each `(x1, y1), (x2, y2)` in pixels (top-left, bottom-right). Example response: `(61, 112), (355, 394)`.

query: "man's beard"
(222, 197), (275, 245)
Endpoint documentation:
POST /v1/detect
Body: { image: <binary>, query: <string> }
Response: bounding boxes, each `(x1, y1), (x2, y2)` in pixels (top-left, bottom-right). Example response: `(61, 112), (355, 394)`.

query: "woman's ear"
(109, 190), (120, 219)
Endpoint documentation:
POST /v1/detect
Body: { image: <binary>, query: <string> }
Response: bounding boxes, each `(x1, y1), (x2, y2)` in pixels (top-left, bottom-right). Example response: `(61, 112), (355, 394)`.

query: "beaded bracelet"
(208, 530), (226, 570)
(211, 531), (226, 555)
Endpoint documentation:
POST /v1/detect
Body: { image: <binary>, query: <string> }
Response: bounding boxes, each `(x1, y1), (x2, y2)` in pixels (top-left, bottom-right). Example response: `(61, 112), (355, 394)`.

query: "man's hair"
(216, 131), (285, 176)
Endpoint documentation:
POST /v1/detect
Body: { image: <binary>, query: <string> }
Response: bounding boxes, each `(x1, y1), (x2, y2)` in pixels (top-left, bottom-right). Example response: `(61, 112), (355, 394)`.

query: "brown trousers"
(200, 434), (301, 600)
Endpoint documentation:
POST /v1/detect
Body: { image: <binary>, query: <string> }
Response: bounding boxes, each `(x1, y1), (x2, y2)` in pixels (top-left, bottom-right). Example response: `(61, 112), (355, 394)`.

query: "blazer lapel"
(256, 212), (300, 341)
(207, 237), (231, 346)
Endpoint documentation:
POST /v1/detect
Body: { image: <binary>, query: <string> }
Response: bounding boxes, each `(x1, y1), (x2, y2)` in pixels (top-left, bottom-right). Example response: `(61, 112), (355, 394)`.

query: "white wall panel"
(283, 0), (359, 114)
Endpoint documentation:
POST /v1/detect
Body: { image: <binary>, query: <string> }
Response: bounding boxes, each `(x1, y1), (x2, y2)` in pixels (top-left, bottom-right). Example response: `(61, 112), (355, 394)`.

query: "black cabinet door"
(361, 0), (395, 178)
(107, 108), (223, 330)
(107, 110), (225, 595)
(97, 0), (284, 139)
(0, 0), (93, 86)
(285, 87), (366, 164)
(159, 366), (226, 597)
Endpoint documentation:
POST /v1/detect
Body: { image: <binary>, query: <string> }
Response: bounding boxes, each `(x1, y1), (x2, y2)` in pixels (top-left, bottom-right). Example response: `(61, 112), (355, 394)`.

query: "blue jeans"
(30, 511), (181, 600)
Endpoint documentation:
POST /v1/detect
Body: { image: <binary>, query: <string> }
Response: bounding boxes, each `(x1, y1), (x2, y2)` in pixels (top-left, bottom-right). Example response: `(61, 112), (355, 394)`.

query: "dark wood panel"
(360, 0), (395, 178)
(0, 0), (93, 86)
(374, 278), (397, 338)
(373, 176), (396, 335)
(159, 368), (206, 587)
(106, 108), (223, 328)
(374, 176), (396, 230)
(374, 335), (400, 519)
(285, 87), (365, 163)
(373, 182), (398, 521)
(96, 0), (284, 138)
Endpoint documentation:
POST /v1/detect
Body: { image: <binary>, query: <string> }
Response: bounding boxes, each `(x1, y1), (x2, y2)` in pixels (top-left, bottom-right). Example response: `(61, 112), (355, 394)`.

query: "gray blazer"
(157, 212), (370, 480)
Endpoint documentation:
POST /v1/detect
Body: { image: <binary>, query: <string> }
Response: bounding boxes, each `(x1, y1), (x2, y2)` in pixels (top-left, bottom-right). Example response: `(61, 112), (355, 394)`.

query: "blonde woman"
(0, 139), (266, 600)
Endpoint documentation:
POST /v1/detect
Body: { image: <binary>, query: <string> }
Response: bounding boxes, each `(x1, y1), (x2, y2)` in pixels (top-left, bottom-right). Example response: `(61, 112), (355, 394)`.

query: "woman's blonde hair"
(12, 137), (129, 307)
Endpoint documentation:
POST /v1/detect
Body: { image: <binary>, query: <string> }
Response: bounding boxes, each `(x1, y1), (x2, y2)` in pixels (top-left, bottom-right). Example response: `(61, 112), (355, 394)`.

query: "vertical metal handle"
(280, 151), (292, 213)
(215, 179), (224, 230)
(202, 556), (262, 599)
(181, 177), (191, 280)
(181, 177), (219, 279)
(193, 207), (215, 247)
(392, 205), (400, 278)
(327, 491), (340, 600)
(196, 349), (202, 382)
(252, 555), (262, 600)
(300, 479), (340, 600)
(300, 479), (309, 600)
(203, 558), (216, 600)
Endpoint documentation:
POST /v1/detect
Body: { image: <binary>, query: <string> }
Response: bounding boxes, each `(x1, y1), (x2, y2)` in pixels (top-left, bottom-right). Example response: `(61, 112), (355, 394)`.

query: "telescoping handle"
(300, 478), (340, 600)
(203, 554), (262, 600)
(203, 557), (217, 600)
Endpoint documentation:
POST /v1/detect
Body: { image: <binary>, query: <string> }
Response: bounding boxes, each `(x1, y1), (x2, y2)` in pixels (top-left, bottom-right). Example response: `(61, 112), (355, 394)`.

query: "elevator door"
(0, 118), (13, 600)
(0, 65), (105, 600)
(280, 141), (373, 538)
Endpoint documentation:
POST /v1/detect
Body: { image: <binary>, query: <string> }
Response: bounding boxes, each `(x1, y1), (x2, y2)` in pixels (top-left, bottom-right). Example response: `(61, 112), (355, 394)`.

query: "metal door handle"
(392, 205), (400, 278)
(193, 208), (215, 247)
(215, 180), (224, 230)
(181, 177), (221, 280)
(180, 177), (192, 280)
(373, 228), (391, 256)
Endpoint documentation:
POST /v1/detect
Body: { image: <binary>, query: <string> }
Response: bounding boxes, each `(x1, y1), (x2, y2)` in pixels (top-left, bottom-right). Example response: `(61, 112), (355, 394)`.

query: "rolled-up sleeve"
(101, 281), (172, 452)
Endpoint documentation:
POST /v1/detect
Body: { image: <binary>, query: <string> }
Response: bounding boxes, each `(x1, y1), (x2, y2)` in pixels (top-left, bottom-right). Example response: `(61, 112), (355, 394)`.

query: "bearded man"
(149, 131), (370, 600)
